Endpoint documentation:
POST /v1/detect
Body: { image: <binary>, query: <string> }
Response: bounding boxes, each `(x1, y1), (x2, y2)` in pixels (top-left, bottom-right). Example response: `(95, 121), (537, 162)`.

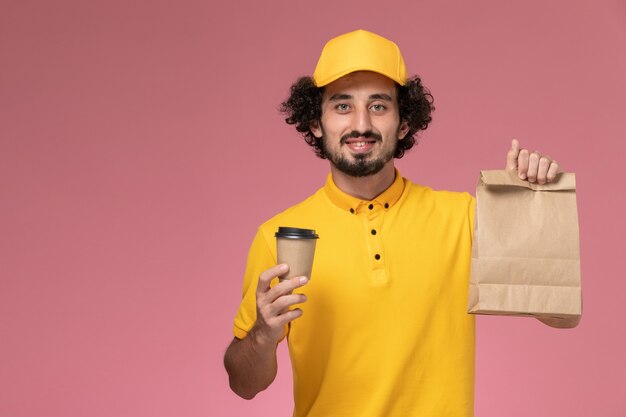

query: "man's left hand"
(505, 139), (561, 184)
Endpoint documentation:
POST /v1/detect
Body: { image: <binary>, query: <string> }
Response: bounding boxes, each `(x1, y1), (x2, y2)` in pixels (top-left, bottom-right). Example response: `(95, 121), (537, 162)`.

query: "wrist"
(249, 325), (280, 352)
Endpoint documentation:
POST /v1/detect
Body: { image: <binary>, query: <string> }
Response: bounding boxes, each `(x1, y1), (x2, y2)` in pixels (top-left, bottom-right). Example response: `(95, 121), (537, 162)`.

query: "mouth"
(343, 137), (378, 153)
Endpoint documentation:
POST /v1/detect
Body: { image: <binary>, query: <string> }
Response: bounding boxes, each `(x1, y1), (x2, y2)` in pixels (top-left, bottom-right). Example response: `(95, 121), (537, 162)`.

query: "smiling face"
(310, 71), (409, 177)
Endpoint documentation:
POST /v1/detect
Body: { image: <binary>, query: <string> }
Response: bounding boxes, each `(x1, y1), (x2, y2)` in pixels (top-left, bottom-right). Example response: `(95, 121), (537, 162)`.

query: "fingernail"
(519, 173), (527, 180)
(299, 277), (308, 284)
(279, 264), (288, 271)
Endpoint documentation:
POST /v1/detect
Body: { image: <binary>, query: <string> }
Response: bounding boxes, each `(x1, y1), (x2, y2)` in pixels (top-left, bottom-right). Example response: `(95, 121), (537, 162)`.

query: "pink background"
(1, 1), (625, 416)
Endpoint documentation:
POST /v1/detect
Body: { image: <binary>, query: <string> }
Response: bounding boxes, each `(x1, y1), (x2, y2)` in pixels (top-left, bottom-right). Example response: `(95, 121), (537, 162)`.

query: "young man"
(224, 30), (564, 416)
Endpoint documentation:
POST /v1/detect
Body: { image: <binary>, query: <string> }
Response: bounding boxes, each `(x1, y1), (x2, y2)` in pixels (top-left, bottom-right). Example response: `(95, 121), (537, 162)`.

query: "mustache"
(340, 131), (383, 144)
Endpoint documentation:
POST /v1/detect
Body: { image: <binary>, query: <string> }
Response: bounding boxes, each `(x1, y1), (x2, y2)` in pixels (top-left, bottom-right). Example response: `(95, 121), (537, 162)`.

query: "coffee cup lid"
(275, 227), (319, 239)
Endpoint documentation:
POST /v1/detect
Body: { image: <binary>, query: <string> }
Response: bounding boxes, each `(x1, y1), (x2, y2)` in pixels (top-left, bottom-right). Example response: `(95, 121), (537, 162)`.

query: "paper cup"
(275, 227), (319, 281)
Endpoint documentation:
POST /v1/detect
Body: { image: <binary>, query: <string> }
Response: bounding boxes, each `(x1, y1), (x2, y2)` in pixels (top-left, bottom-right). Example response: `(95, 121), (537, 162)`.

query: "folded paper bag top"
(468, 170), (582, 321)
(478, 170), (576, 191)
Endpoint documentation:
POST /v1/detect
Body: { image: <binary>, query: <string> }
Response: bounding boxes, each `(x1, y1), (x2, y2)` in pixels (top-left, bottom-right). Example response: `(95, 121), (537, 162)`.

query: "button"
(384, 203), (389, 209)
(375, 254), (381, 260)
(371, 229), (377, 235)
(350, 208), (355, 214)
(368, 204), (374, 210)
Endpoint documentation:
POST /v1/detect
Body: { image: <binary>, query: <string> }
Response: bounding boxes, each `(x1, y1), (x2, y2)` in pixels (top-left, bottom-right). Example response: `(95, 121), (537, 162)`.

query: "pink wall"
(1, 1), (625, 416)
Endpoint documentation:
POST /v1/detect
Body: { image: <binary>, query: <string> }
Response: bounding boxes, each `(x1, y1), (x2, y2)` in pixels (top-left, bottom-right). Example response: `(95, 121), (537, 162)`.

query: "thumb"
(505, 138), (520, 170)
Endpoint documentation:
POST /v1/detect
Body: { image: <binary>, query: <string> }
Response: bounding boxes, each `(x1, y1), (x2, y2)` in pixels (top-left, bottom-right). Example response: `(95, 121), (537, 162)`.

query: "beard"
(321, 129), (398, 178)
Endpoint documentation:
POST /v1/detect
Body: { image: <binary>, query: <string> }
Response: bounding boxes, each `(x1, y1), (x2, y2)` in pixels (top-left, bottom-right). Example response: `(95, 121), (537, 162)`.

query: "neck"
(329, 161), (396, 200)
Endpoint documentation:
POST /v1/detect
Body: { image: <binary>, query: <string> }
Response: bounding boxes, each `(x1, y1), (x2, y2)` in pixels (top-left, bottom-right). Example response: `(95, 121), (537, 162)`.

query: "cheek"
(321, 114), (347, 135)
(375, 119), (401, 136)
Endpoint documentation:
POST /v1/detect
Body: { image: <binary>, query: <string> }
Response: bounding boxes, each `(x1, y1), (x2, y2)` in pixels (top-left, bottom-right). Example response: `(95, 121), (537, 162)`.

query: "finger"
(546, 160), (560, 182)
(266, 276), (309, 302)
(270, 293), (308, 316)
(257, 264), (289, 295)
(255, 304), (303, 343)
(526, 151), (542, 182)
(536, 156), (552, 184)
(517, 149), (530, 180)
(506, 138), (521, 170)
(274, 308), (304, 327)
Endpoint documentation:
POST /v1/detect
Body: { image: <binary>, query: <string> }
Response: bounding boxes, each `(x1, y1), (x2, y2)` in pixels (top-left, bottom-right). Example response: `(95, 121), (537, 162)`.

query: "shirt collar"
(323, 169), (405, 214)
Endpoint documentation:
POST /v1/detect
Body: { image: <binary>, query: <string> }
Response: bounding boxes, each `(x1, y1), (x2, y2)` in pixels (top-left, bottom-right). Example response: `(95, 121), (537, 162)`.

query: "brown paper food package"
(468, 170), (582, 322)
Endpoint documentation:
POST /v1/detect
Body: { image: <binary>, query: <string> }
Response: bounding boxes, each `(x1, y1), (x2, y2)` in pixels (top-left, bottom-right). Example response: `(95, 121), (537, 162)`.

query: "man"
(224, 30), (565, 416)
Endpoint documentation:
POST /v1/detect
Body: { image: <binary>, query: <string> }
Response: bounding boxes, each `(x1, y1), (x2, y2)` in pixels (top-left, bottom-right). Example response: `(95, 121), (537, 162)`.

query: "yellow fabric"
(234, 170), (476, 417)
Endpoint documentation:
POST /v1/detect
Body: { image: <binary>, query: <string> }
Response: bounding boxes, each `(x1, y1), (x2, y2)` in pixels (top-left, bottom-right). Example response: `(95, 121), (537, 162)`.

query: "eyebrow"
(328, 93), (394, 101)
(328, 93), (352, 101)
(369, 93), (393, 101)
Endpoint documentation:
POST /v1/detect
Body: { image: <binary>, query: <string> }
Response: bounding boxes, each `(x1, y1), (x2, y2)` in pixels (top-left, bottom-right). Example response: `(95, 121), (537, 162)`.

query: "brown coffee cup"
(275, 227), (319, 281)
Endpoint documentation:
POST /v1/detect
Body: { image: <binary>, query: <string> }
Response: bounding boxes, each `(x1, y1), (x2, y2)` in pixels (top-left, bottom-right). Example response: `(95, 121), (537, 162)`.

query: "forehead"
(322, 71), (397, 100)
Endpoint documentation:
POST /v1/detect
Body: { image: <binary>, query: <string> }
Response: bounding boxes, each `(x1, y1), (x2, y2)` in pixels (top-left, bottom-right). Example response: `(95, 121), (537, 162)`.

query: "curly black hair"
(280, 75), (434, 159)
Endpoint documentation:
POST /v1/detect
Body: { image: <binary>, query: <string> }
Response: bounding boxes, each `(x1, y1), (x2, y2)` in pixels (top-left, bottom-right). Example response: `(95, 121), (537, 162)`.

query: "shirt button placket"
(366, 202), (385, 280)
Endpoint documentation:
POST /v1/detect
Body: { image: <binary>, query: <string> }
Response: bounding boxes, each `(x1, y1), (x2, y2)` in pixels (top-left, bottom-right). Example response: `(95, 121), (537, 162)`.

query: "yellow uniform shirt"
(234, 171), (476, 417)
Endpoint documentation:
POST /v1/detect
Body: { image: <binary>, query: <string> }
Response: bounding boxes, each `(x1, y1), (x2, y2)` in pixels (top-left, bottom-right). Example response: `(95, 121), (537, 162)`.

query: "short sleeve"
(233, 228), (276, 339)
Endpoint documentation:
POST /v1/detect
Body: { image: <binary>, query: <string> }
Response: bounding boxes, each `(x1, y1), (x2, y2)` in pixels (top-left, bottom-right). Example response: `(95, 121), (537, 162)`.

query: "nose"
(353, 106), (372, 133)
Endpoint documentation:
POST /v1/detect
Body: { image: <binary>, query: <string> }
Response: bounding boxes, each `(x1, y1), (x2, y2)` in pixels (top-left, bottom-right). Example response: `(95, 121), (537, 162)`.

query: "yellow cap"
(313, 29), (407, 87)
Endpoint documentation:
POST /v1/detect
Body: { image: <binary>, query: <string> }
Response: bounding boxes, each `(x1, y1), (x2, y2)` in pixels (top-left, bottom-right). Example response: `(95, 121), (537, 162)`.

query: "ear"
(398, 121), (410, 140)
(310, 120), (323, 139)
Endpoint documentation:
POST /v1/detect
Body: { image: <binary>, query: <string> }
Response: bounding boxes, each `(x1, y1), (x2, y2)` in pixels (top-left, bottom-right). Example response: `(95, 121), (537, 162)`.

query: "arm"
(223, 334), (277, 400)
(224, 264), (308, 399)
(505, 139), (579, 329)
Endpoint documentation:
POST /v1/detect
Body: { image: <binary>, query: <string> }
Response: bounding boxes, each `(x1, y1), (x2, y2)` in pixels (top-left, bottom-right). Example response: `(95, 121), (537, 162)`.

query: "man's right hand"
(251, 263), (309, 346)
(224, 263), (309, 399)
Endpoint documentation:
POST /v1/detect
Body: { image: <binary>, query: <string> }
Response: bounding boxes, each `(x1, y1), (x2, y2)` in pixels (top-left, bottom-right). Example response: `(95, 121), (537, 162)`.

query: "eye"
(335, 103), (350, 112)
(370, 104), (386, 112)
